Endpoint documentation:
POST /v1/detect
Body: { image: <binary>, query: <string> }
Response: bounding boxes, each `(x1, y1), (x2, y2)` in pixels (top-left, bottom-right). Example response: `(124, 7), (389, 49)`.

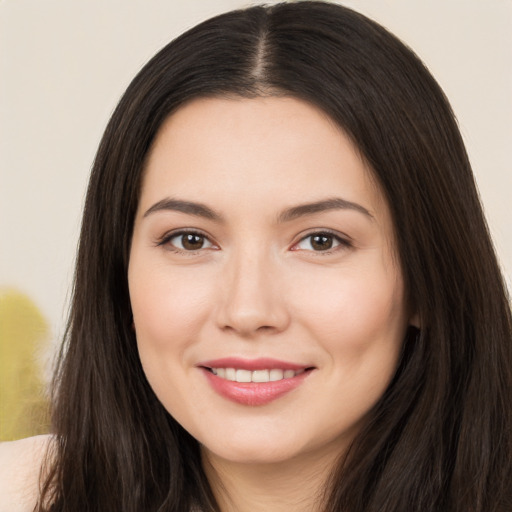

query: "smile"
(198, 358), (315, 406)
(209, 368), (306, 383)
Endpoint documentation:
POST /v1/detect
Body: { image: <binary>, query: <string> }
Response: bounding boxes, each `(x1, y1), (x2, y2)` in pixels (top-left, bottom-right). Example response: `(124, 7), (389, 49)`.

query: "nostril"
(257, 325), (277, 332)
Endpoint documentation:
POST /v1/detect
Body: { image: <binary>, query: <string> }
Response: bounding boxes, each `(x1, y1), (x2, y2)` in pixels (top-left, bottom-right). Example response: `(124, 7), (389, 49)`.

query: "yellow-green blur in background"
(0, 288), (51, 441)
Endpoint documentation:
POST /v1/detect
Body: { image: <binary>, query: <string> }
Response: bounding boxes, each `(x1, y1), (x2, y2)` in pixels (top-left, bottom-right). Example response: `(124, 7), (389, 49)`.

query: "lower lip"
(202, 368), (312, 406)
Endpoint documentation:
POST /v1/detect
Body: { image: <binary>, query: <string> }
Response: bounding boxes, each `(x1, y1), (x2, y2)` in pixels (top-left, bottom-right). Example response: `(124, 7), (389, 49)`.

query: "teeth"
(269, 369), (284, 381)
(252, 370), (269, 382)
(210, 367), (304, 383)
(236, 369), (252, 382)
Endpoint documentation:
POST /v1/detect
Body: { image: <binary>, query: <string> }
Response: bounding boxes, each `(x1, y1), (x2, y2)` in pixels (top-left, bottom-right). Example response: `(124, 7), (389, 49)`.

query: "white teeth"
(210, 367), (304, 383)
(236, 369), (252, 383)
(225, 368), (236, 381)
(269, 369), (284, 381)
(252, 370), (269, 382)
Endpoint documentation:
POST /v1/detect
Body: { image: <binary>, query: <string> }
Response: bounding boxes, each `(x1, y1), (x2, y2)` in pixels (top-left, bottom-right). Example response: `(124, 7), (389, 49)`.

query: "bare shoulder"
(0, 435), (53, 512)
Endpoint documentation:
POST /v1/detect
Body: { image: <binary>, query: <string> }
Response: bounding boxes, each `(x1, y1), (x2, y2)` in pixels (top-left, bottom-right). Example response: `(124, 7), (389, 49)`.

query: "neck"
(201, 445), (342, 512)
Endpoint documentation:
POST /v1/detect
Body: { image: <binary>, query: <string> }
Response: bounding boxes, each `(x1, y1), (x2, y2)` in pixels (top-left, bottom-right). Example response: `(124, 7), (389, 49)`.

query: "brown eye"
(293, 232), (350, 252)
(182, 234), (205, 250)
(168, 232), (214, 251)
(310, 234), (334, 251)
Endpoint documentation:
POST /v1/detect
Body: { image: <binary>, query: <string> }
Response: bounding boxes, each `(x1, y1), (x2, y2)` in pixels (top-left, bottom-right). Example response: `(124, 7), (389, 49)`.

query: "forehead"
(140, 96), (388, 223)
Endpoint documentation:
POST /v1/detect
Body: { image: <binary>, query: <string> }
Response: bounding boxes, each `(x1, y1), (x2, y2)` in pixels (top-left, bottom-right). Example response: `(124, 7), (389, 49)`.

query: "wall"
(0, 0), (510, 436)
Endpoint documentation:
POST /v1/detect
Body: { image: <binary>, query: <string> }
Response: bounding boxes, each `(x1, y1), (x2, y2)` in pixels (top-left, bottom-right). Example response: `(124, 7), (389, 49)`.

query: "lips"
(198, 358), (314, 406)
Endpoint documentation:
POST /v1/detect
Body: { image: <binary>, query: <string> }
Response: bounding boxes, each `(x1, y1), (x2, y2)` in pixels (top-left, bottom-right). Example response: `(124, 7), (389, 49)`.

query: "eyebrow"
(277, 197), (374, 223)
(143, 198), (223, 221)
(143, 196), (373, 223)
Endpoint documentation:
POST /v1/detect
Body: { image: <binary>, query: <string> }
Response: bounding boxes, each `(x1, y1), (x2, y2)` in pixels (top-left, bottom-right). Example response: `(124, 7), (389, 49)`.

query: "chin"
(206, 445), (300, 466)
(200, 431), (309, 465)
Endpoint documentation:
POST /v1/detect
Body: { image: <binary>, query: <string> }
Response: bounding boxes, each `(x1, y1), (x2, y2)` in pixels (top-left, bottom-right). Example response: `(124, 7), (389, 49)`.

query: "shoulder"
(0, 435), (52, 512)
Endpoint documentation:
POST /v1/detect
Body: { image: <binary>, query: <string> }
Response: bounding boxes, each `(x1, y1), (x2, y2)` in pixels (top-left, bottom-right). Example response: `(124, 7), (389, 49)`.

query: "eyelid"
(290, 229), (353, 252)
(156, 228), (218, 252)
(155, 227), (352, 254)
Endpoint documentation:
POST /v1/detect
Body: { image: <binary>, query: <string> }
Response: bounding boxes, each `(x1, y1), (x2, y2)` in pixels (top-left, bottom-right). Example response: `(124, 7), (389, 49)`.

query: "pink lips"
(198, 357), (314, 406)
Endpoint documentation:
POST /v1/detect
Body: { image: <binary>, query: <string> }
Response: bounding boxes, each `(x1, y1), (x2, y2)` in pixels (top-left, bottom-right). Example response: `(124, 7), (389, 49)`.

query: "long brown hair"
(38, 2), (512, 511)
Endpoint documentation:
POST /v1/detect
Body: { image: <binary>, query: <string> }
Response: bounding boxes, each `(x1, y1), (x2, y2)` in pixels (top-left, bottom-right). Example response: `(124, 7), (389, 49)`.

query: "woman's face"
(129, 97), (414, 465)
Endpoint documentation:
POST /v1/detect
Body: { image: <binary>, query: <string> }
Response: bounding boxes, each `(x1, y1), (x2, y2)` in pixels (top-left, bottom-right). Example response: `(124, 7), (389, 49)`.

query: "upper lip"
(197, 357), (314, 371)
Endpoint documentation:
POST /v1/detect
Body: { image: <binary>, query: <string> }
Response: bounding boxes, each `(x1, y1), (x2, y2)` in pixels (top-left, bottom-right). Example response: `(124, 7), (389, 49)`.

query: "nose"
(215, 248), (290, 337)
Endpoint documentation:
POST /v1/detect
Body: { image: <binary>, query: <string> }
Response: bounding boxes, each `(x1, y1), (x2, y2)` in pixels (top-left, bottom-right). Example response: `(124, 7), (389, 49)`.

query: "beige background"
(1, 0), (511, 357)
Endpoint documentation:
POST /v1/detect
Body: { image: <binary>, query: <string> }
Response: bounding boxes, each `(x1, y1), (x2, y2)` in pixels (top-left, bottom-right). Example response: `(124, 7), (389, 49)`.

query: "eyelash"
(156, 229), (216, 254)
(291, 229), (353, 255)
(156, 229), (352, 255)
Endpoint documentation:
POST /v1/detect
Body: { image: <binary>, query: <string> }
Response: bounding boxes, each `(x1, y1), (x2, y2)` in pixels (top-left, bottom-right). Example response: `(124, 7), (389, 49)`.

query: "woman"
(1, 1), (510, 511)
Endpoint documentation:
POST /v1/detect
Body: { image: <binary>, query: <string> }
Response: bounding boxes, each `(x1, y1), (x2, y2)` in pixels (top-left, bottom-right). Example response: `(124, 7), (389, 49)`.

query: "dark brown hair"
(38, 2), (512, 511)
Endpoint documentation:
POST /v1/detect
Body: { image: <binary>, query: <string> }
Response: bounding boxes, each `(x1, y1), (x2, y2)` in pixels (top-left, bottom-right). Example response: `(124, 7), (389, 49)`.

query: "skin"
(128, 96), (416, 511)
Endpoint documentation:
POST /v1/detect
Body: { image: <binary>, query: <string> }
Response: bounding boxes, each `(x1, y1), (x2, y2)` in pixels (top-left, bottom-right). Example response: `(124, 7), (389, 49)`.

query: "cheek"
(128, 262), (216, 416)
(295, 266), (406, 429)
(290, 262), (407, 353)
(128, 263), (214, 358)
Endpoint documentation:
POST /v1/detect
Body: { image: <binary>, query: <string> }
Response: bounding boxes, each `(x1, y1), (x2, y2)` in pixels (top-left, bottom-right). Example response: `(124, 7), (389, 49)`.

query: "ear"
(409, 312), (421, 329)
